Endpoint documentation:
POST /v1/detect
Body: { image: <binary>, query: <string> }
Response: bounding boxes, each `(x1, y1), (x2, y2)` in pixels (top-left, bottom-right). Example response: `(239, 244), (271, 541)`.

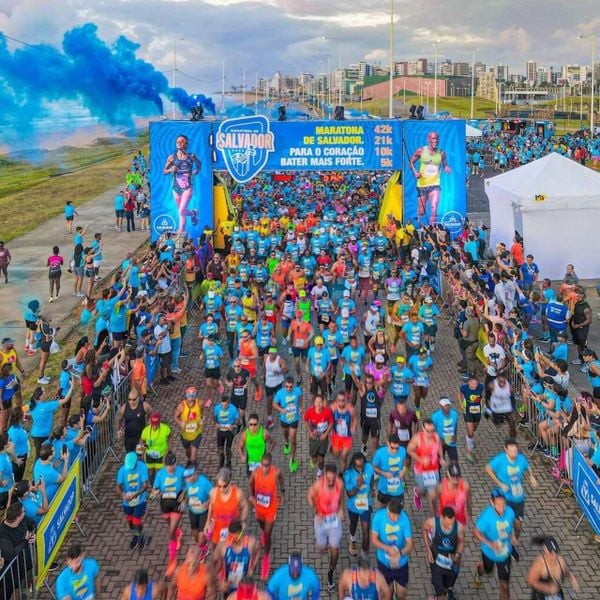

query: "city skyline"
(1, 0), (599, 96)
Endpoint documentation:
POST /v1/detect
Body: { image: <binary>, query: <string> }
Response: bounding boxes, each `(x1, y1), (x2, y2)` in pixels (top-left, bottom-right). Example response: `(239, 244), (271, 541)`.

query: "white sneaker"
(171, 368), (182, 374)
(37, 376), (51, 384)
(48, 297), (53, 303)
(77, 292), (86, 297)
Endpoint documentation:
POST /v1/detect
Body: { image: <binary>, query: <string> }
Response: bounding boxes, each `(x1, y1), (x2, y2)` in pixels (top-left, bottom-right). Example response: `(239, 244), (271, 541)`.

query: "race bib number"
(443, 425), (454, 444)
(163, 491), (177, 499)
(189, 497), (207, 513)
(354, 494), (369, 511)
(422, 471), (439, 487)
(248, 462), (260, 473)
(234, 387), (245, 396)
(206, 359), (215, 368)
(397, 428), (410, 442)
(286, 407), (297, 420)
(415, 376), (427, 386)
(316, 422), (328, 434)
(313, 366), (323, 378)
(435, 554), (453, 570)
(365, 406), (378, 419)
(147, 451), (160, 459)
(469, 404), (481, 414)
(424, 164), (439, 177)
(336, 420), (348, 437)
(265, 309), (273, 317)
(323, 514), (339, 529)
(321, 314), (330, 323)
(295, 339), (305, 348)
(219, 527), (229, 542)
(185, 422), (198, 433)
(256, 493), (271, 508)
(128, 495), (140, 507)
(510, 482), (523, 498)
(388, 477), (401, 492)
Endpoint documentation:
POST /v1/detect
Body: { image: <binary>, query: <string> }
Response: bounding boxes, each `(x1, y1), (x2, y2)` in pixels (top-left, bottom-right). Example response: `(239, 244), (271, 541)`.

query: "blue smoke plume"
(0, 23), (215, 144)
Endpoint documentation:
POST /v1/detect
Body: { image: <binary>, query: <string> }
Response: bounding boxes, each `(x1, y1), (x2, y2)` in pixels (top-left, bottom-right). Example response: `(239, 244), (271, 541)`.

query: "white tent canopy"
(466, 123), (483, 137)
(486, 152), (600, 280)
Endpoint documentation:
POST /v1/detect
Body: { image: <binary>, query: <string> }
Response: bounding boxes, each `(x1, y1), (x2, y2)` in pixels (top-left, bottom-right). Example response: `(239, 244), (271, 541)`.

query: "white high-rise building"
(526, 60), (537, 84)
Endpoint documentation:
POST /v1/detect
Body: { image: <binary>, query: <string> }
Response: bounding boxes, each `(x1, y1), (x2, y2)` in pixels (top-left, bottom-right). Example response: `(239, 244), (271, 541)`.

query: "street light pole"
(172, 37), (184, 119)
(433, 40), (439, 114)
(470, 48), (478, 119)
(389, 0), (394, 118)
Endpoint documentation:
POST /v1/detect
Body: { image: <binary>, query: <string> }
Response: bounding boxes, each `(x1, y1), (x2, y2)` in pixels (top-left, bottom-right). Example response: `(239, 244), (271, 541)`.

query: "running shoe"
(283, 443), (291, 456)
(289, 459), (298, 473)
(361, 444), (368, 455)
(413, 488), (422, 510)
(327, 570), (335, 592)
(511, 547), (520, 562)
(572, 359), (583, 365)
(317, 468), (324, 478)
(255, 387), (262, 401)
(176, 528), (183, 551)
(349, 538), (358, 556)
(130, 536), (139, 550)
(309, 458), (316, 468)
(473, 570), (482, 589)
(447, 588), (456, 600)
(415, 408), (421, 420)
(266, 416), (274, 430)
(260, 554), (270, 580)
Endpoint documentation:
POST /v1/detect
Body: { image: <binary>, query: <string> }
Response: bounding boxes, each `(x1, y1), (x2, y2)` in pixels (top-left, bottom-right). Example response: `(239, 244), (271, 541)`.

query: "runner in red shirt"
(304, 395), (334, 477)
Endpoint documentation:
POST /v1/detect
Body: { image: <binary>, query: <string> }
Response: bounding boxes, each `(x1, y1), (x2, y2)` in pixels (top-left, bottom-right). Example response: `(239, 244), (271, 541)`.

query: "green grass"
(0, 133), (148, 241)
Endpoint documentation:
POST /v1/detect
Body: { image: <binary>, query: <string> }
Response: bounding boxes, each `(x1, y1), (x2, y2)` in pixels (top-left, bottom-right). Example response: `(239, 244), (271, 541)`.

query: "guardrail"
(0, 542), (36, 600)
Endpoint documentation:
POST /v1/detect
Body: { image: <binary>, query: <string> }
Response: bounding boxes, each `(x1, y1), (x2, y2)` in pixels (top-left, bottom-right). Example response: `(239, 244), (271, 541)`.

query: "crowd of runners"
(1, 153), (597, 600)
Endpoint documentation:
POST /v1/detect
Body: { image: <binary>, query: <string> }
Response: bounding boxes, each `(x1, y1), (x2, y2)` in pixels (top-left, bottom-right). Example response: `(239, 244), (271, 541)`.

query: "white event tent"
(485, 152), (600, 280)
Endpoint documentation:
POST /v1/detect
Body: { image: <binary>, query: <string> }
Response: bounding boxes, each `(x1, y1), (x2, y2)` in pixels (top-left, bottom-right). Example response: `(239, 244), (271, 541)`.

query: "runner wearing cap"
(330, 390), (357, 473)
(267, 553), (320, 600)
(213, 395), (241, 469)
(116, 452), (150, 549)
(238, 413), (275, 476)
(422, 506), (464, 600)
(407, 417), (443, 514)
(205, 467), (249, 546)
(140, 413), (171, 485)
(431, 398), (460, 463)
(307, 463), (344, 592)
(287, 310), (313, 385)
(400, 311), (425, 359)
(324, 322), (344, 396)
(182, 464), (213, 549)
(338, 558), (391, 600)
(174, 387), (209, 464)
(486, 438), (537, 542)
(373, 433), (408, 506)
(340, 335), (366, 406)
(226, 360), (251, 431)
(408, 346), (434, 420)
(200, 335), (224, 405)
(308, 336), (331, 398)
(389, 355), (414, 405)
(438, 463), (473, 527)
(226, 576), (271, 600)
(214, 520), (260, 597)
(458, 372), (484, 463)
(473, 489), (519, 598)
(418, 296), (441, 353)
(263, 347), (287, 430)
(248, 451), (285, 580)
(370, 497), (413, 600)
(169, 545), (215, 600)
(273, 376), (302, 473)
(351, 370), (384, 455)
(150, 451), (185, 576)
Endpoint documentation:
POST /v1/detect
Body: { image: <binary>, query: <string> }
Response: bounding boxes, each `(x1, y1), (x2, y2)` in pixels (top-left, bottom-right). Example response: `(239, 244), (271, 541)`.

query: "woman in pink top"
(47, 246), (64, 303)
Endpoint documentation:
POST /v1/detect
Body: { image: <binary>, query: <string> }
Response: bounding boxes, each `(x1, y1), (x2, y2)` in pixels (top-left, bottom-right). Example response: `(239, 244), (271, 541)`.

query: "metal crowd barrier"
(80, 373), (131, 503)
(0, 543), (36, 600)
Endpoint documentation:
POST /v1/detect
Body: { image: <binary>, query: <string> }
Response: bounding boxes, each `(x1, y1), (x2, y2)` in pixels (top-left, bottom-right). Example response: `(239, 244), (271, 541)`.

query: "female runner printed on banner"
(163, 134), (202, 233)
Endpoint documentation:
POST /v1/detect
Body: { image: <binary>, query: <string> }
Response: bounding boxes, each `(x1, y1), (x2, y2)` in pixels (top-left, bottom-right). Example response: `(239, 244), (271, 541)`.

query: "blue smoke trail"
(0, 23), (215, 145)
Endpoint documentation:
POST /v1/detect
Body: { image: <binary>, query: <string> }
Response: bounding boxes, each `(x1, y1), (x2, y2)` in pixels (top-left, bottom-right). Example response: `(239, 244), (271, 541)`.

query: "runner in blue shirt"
(116, 452), (150, 549)
(267, 553), (320, 600)
(182, 464), (213, 547)
(473, 489), (518, 594)
(389, 357), (413, 404)
(307, 337), (331, 399)
(340, 336), (366, 405)
(372, 434), (407, 505)
(343, 452), (375, 557)
(408, 348), (434, 420)
(213, 396), (241, 469)
(400, 313), (424, 358)
(418, 297), (441, 352)
(370, 498), (413, 597)
(431, 397), (460, 463)
(273, 377), (302, 473)
(485, 438), (537, 540)
(55, 544), (101, 600)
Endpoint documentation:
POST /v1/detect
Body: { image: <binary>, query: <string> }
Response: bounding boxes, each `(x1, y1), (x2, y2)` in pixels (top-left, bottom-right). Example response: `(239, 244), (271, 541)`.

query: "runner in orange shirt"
(238, 330), (260, 401)
(248, 452), (285, 580)
(287, 310), (314, 385)
(169, 545), (216, 600)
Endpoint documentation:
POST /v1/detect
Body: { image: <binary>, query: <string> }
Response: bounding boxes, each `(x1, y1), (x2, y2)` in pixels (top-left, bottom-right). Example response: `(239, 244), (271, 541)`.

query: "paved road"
(0, 184), (146, 369)
(43, 306), (600, 599)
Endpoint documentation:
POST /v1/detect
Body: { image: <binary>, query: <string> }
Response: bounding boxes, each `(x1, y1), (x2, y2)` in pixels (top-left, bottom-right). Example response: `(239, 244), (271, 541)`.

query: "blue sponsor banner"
(149, 121), (213, 242)
(402, 120), (466, 235)
(36, 457), (81, 588)
(573, 448), (600, 536)
(213, 119), (402, 179)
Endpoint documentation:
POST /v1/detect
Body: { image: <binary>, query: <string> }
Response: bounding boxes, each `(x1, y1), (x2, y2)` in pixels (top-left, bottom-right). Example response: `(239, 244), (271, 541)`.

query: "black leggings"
(217, 430), (235, 467)
(12, 454), (28, 482)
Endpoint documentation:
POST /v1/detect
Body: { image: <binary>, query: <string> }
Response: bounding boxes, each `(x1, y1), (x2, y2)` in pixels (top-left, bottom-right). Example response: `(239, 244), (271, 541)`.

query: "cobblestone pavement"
(44, 302), (600, 599)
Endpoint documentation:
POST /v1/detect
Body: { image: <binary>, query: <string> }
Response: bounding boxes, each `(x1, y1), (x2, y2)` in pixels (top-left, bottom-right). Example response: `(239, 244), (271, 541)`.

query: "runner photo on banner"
(149, 121), (213, 242)
(403, 120), (466, 235)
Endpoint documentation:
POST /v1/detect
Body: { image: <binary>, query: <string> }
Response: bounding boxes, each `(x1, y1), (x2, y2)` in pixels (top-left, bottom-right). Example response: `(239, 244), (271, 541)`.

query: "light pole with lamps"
(579, 33), (597, 137)
(322, 37), (343, 106)
(470, 48), (479, 119)
(433, 39), (440, 114)
(389, 0), (394, 118)
(172, 37), (184, 119)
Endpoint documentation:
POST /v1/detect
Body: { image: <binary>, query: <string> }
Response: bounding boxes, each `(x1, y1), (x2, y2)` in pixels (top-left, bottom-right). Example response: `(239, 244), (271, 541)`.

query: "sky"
(1, 0), (600, 97)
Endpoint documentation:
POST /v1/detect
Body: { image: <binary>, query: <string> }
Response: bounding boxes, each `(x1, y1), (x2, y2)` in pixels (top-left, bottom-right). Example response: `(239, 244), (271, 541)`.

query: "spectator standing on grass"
(64, 201), (78, 234)
(47, 245), (64, 303)
(0, 240), (11, 284)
